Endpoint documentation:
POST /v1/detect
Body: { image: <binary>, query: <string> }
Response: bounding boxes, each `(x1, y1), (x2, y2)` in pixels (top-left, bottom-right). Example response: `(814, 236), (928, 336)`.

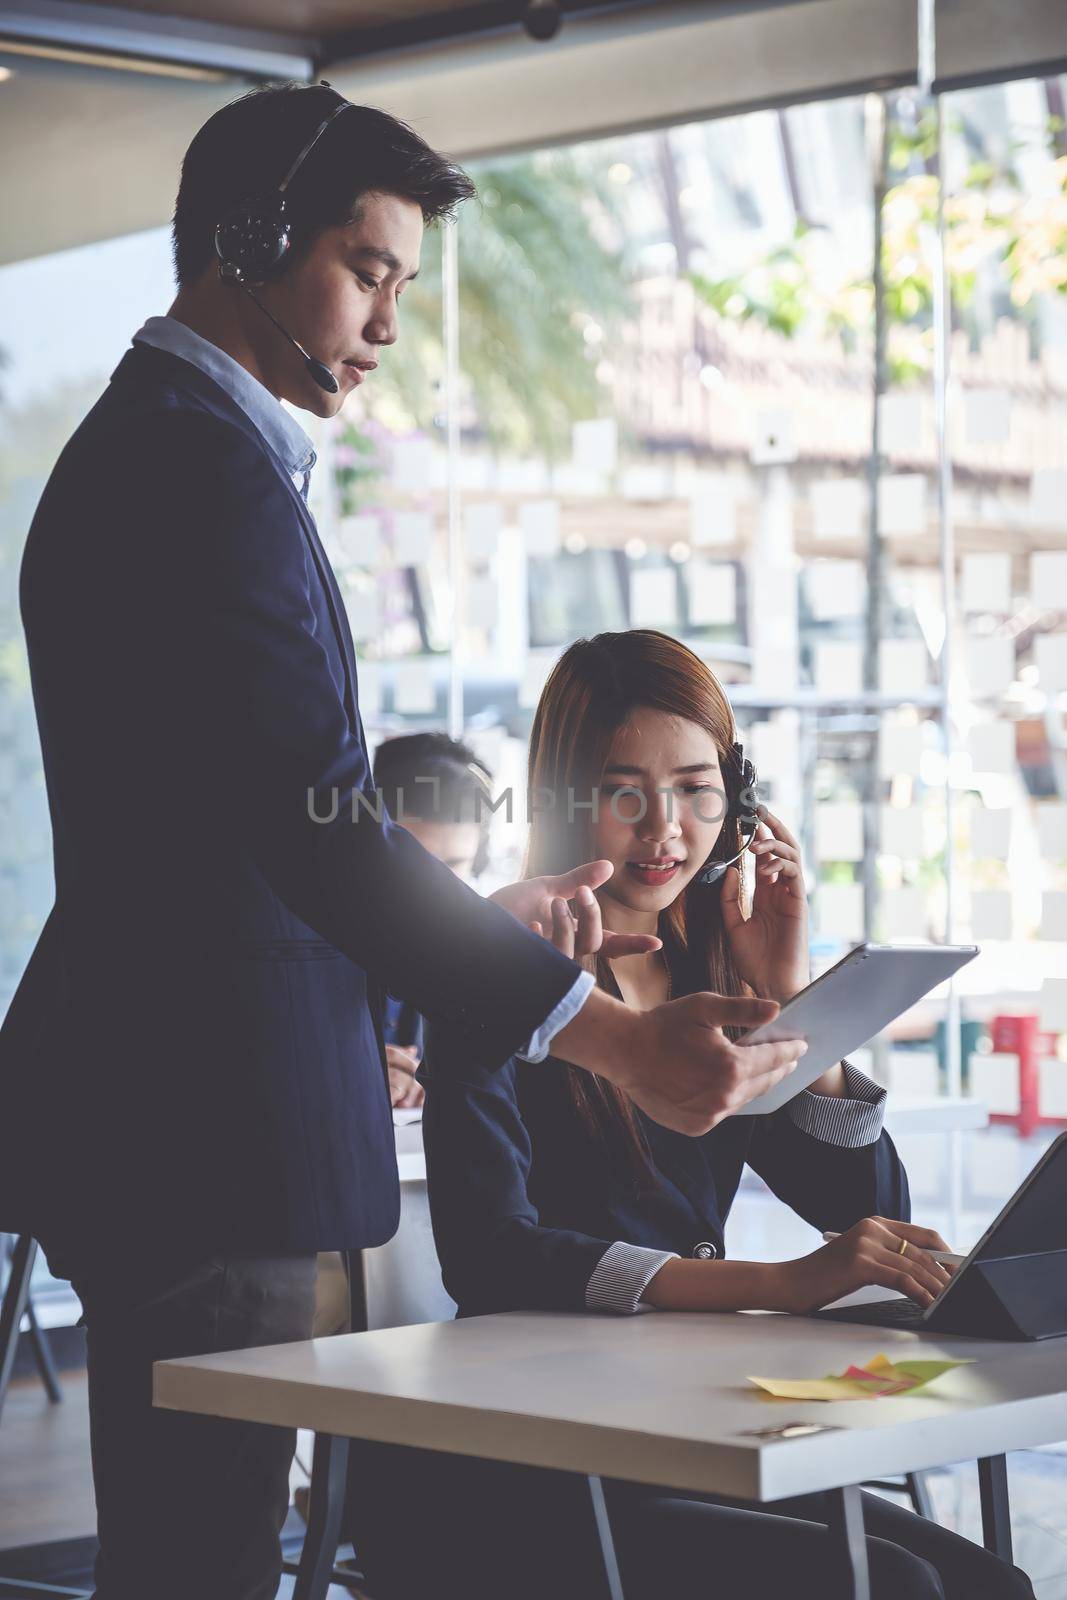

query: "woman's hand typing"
(773, 1218), (957, 1314)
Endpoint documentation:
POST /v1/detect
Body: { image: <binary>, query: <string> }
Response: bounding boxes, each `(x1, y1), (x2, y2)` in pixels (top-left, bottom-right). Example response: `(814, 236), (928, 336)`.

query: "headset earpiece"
(214, 91), (352, 287)
(215, 199), (292, 286)
(696, 738), (760, 889)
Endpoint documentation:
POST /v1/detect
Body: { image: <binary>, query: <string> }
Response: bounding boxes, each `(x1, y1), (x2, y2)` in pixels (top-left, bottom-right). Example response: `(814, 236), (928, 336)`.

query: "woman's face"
(592, 707), (727, 922)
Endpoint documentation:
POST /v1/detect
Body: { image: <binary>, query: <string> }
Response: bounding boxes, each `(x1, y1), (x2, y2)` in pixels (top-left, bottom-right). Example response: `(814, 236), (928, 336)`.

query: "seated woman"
(344, 630), (1033, 1600)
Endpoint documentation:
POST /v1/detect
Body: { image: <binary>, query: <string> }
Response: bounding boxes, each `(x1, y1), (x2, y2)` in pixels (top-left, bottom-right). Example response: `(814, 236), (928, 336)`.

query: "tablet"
(738, 942), (979, 1114)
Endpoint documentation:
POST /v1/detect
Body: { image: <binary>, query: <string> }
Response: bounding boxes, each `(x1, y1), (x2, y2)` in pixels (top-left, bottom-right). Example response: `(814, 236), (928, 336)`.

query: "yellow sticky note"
(747, 1375), (883, 1402)
(747, 1353), (972, 1403)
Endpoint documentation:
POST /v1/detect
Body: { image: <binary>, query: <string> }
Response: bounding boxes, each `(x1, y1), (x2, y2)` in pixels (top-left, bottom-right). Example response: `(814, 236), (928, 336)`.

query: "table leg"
(978, 1454), (1013, 1562)
(825, 1484), (870, 1600)
(587, 1474), (625, 1600)
(292, 1432), (350, 1600)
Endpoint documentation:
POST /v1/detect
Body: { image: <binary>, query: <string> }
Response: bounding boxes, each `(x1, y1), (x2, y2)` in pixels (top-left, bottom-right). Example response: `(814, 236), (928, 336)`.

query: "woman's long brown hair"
(524, 629), (748, 1182)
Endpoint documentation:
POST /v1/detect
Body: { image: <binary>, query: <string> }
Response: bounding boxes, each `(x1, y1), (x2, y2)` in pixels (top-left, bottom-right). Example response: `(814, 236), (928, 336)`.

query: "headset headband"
(277, 95), (352, 197)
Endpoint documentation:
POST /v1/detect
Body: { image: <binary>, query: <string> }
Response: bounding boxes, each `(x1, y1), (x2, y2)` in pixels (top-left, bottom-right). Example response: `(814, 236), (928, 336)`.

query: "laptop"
(813, 1131), (1067, 1340)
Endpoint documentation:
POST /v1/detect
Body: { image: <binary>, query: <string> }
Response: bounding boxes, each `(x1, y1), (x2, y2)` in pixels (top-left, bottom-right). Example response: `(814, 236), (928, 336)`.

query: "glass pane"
(941, 72), (1067, 1143)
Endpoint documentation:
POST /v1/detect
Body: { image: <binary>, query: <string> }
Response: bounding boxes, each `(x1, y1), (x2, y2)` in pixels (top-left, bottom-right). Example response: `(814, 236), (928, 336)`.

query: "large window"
(3, 38), (1066, 1228)
(319, 75), (1067, 1142)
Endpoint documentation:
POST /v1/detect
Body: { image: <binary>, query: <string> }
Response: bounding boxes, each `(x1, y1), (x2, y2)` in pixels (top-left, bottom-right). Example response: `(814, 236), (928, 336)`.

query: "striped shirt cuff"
(786, 1059), (887, 1148)
(517, 970), (596, 1063)
(585, 1240), (679, 1314)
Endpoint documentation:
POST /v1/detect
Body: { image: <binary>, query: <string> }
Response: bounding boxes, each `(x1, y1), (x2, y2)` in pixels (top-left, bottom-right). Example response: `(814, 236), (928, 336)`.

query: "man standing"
(0, 82), (802, 1598)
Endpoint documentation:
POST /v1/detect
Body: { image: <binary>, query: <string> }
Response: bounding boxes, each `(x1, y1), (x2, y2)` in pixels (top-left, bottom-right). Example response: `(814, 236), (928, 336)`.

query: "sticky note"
(880, 639), (928, 694)
(630, 567), (678, 629)
(817, 882), (865, 942)
(519, 500), (561, 557)
(879, 474), (927, 536)
(806, 560), (864, 620)
(622, 464), (670, 500)
(811, 478), (865, 540)
(971, 889), (1013, 941)
(1031, 552), (1067, 609)
(519, 655), (552, 710)
(688, 561), (736, 626)
(1039, 978), (1067, 1033)
(1037, 804), (1067, 859)
(337, 513), (383, 567)
(358, 662), (381, 717)
(966, 636), (1014, 697)
(1041, 892), (1067, 941)
(879, 393), (923, 454)
(815, 641), (863, 696)
(962, 553), (1011, 614)
(970, 807), (1011, 859)
(814, 803), (864, 862)
(464, 503), (503, 562)
(466, 576), (498, 631)
(393, 659), (437, 715)
(967, 721), (1015, 775)
(963, 387), (1012, 445)
(343, 582), (379, 641)
(1035, 634), (1067, 691)
(391, 437), (433, 493)
(691, 483), (737, 546)
(572, 417), (618, 475)
(880, 721), (924, 778)
(748, 1352), (971, 1403)
(1030, 469), (1067, 529)
(750, 408), (796, 465)
(393, 511), (434, 566)
(750, 717), (797, 782)
(881, 806), (924, 859)
(883, 886), (927, 939)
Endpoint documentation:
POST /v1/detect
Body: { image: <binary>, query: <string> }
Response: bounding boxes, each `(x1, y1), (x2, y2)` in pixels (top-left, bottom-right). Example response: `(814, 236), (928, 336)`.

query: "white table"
(154, 1308), (1067, 1600)
(883, 1095), (988, 1138)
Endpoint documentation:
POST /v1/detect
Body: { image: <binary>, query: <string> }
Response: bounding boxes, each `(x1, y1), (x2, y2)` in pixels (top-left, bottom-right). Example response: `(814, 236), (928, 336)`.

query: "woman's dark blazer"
(422, 948), (910, 1318)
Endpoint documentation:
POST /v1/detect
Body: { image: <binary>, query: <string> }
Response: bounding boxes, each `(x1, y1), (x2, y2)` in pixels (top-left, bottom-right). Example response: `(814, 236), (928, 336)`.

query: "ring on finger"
(897, 1236), (908, 1258)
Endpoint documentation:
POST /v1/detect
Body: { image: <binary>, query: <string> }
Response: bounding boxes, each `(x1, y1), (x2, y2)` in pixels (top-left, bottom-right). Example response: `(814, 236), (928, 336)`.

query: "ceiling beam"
(321, 0), (706, 67)
(0, 0), (316, 82)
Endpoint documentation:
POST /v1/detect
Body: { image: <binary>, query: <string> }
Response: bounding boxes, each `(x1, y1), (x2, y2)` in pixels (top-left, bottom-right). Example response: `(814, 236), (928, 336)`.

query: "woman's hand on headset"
(719, 806), (809, 1006)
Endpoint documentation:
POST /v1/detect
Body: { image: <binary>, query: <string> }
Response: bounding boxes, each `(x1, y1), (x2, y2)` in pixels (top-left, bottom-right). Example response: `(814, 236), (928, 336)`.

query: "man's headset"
(696, 740), (760, 888)
(214, 83), (353, 395)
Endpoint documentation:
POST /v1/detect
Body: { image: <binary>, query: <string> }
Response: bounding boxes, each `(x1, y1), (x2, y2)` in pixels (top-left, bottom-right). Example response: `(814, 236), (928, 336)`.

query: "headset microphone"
(230, 276), (339, 395)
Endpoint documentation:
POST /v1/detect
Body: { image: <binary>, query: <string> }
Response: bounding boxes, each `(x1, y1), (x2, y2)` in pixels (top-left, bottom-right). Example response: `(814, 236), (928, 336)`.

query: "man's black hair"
(373, 732), (492, 827)
(172, 80), (476, 287)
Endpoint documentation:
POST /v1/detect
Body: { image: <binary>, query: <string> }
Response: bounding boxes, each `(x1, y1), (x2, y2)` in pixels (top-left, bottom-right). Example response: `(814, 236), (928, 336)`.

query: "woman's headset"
(696, 740), (760, 888)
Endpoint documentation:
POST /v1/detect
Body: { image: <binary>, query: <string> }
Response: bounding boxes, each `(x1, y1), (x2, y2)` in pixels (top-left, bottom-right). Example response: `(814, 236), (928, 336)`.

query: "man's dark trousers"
(73, 1252), (317, 1600)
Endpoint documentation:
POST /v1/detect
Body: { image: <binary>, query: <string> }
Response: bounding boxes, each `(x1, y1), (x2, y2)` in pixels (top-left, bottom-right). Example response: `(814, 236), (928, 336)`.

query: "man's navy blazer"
(0, 341), (579, 1273)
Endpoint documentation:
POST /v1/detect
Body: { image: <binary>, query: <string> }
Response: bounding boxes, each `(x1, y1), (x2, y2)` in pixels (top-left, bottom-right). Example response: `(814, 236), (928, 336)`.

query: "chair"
(0, 1233), (63, 1425)
(864, 1471), (936, 1521)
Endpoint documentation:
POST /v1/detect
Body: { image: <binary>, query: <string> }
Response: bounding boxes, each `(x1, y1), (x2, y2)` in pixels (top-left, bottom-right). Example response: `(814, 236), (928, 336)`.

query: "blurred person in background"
(373, 732), (494, 1109)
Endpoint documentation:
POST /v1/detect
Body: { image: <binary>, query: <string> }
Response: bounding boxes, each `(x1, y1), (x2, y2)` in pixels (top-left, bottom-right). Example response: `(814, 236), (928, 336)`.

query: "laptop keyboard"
(813, 1298), (929, 1327)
